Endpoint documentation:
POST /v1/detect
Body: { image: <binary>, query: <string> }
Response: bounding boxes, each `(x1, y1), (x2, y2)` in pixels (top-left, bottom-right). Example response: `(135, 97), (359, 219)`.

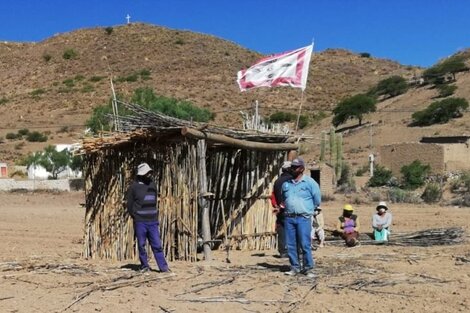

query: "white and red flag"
(237, 44), (313, 92)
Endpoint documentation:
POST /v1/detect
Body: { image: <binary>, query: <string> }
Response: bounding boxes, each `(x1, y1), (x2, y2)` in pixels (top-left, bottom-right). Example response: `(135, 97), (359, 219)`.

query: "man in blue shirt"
(282, 158), (321, 277)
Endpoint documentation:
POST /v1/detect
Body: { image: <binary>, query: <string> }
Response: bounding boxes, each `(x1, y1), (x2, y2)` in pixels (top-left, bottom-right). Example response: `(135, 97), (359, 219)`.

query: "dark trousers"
(135, 221), (169, 271)
(276, 219), (287, 255)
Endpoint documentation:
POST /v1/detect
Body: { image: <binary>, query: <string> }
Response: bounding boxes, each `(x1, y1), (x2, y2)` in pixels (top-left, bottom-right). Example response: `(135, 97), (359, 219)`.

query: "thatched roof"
(78, 101), (299, 154)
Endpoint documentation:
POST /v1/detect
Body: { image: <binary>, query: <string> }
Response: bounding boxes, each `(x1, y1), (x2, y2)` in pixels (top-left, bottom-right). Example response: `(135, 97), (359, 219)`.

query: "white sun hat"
(137, 163), (153, 176)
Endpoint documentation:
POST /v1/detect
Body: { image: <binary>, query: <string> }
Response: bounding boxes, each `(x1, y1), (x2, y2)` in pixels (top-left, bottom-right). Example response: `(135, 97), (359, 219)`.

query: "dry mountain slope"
(0, 23), (415, 162)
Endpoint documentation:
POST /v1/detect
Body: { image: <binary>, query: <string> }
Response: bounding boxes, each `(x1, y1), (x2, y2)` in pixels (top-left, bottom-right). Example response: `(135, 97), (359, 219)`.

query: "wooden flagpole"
(295, 90), (305, 132)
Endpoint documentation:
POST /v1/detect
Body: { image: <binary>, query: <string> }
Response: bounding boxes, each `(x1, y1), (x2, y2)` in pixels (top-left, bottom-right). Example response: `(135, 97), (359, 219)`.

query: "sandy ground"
(1, 192), (470, 313)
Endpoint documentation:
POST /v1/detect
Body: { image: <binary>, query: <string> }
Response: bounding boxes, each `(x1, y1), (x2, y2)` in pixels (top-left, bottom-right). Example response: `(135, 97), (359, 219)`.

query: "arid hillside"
(0, 23), (417, 162)
(1, 22), (469, 169)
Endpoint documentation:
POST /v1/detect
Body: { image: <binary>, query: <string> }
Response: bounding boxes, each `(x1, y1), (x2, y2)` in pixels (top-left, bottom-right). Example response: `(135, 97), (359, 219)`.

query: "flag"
(237, 44), (313, 92)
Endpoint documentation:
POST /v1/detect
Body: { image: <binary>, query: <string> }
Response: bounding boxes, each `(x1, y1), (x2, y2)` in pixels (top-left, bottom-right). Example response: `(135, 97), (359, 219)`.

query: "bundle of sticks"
(324, 227), (465, 247)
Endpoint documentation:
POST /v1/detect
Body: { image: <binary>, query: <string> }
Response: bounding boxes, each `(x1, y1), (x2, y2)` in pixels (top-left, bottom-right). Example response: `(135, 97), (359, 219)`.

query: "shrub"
(450, 171), (470, 193)
(367, 165), (393, 187)
(332, 94), (376, 127)
(74, 74), (85, 81)
(400, 160), (430, 189)
(139, 69), (151, 79)
(360, 52), (371, 58)
(0, 97), (8, 105)
(63, 79), (75, 87)
(268, 111), (309, 128)
(175, 38), (185, 45)
(63, 48), (78, 60)
(105, 27), (113, 35)
(26, 131), (48, 142)
(18, 128), (30, 136)
(6, 132), (19, 140)
(421, 183), (442, 203)
(388, 188), (421, 203)
(411, 97), (468, 126)
(423, 55), (468, 84)
(373, 76), (409, 98)
(42, 53), (52, 62)
(115, 73), (139, 83)
(436, 84), (457, 98)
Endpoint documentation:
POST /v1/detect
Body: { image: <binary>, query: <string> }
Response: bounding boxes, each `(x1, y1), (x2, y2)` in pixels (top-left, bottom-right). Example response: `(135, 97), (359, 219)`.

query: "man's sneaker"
(301, 268), (316, 278)
(140, 266), (150, 273)
(284, 269), (300, 276)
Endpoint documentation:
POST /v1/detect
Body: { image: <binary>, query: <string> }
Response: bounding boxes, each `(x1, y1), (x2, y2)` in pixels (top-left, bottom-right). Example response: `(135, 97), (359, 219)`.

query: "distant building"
(379, 136), (470, 176)
(310, 163), (336, 197)
(0, 163), (7, 178)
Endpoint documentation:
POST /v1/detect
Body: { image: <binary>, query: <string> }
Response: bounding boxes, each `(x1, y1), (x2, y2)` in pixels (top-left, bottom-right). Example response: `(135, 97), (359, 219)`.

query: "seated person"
(336, 204), (360, 247)
(311, 207), (325, 248)
(372, 201), (392, 241)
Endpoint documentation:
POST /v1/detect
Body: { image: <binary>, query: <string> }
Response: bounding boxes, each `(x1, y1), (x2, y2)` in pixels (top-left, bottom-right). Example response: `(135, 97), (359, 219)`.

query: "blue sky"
(1, 0), (469, 67)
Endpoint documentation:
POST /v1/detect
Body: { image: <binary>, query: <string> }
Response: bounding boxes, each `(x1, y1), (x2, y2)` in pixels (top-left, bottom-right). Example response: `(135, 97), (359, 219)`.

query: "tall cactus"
(320, 131), (327, 162)
(329, 126), (336, 165)
(336, 133), (343, 179)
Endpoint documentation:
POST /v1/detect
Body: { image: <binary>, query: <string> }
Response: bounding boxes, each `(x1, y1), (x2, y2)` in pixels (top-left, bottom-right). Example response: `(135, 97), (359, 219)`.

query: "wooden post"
(197, 140), (211, 261)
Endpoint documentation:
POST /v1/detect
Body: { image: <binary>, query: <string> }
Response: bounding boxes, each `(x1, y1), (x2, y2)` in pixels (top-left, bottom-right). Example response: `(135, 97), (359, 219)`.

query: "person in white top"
(372, 201), (392, 241)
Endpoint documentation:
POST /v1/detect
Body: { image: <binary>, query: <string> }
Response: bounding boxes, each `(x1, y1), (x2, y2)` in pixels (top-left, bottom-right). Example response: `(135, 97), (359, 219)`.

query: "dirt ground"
(1, 192), (470, 313)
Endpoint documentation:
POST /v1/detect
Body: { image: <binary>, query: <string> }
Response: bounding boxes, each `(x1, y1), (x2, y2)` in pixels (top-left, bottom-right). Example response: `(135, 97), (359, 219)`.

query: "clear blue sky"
(1, 0), (469, 67)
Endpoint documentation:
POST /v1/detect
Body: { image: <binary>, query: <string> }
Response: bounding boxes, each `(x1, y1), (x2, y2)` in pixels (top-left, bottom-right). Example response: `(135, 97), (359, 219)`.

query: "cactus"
(336, 133), (343, 179)
(329, 127), (336, 165)
(320, 131), (326, 162)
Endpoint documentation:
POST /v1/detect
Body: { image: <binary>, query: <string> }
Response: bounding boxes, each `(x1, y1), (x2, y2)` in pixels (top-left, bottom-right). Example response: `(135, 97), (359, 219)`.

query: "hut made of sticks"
(79, 102), (298, 262)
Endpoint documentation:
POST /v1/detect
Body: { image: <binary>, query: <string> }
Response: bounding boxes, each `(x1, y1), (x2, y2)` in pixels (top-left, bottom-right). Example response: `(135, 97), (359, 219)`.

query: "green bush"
(74, 74), (85, 81)
(115, 73), (139, 83)
(411, 97), (468, 126)
(421, 183), (442, 203)
(139, 69), (151, 80)
(26, 131), (48, 142)
(63, 48), (78, 60)
(332, 94), (377, 127)
(18, 128), (30, 136)
(267, 111), (309, 129)
(400, 160), (430, 189)
(105, 27), (113, 35)
(436, 84), (457, 98)
(0, 97), (8, 105)
(6, 132), (19, 140)
(373, 76), (409, 98)
(368, 165), (393, 187)
(63, 79), (75, 87)
(360, 52), (371, 58)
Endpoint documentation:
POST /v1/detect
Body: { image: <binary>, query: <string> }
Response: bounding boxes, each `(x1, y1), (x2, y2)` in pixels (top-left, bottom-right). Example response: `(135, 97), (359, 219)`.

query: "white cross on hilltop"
(126, 14), (131, 24)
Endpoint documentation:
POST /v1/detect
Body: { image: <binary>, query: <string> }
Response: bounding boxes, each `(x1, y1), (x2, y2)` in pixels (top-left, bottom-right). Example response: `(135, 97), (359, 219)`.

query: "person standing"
(372, 201), (392, 241)
(127, 163), (169, 273)
(336, 204), (360, 247)
(271, 161), (293, 258)
(282, 158), (321, 277)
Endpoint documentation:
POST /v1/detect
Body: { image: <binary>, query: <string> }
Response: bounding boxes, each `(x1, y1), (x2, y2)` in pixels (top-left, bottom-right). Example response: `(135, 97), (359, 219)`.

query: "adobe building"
(310, 163), (336, 197)
(379, 136), (470, 176)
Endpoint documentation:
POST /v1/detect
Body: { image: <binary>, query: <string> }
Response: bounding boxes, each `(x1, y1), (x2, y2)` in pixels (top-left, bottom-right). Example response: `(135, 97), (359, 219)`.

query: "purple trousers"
(135, 221), (169, 271)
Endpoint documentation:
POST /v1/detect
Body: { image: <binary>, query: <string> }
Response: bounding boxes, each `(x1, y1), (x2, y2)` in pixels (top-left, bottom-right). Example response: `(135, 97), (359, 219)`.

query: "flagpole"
(295, 90), (305, 132)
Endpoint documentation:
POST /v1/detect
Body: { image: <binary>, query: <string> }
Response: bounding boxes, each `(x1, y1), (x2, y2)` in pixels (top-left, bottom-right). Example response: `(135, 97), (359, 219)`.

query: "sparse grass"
(58, 87), (73, 93)
(81, 84), (95, 93)
(30, 88), (46, 97)
(175, 38), (185, 45)
(89, 76), (105, 82)
(14, 142), (25, 150)
(74, 74), (85, 81)
(57, 126), (69, 133)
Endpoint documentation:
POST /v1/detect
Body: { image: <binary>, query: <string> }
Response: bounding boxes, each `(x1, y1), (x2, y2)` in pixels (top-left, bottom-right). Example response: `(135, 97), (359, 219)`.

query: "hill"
(0, 23), (417, 163)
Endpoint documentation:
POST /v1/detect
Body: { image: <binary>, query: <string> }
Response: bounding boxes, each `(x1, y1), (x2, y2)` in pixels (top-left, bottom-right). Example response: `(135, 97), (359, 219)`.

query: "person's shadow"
(256, 262), (290, 272)
(120, 264), (141, 271)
